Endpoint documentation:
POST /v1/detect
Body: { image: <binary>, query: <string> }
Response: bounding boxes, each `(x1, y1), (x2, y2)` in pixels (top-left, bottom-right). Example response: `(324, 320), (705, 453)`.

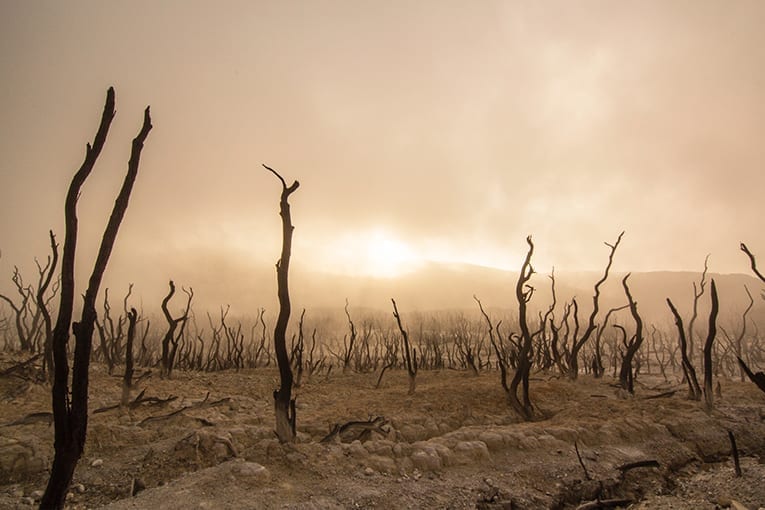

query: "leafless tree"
(566, 232), (624, 379)
(159, 281), (193, 378)
(42, 88), (152, 509)
(720, 286), (754, 382)
(703, 279), (719, 410)
(619, 274), (644, 393)
(264, 164), (299, 443)
(391, 298), (417, 395)
(341, 299), (356, 373)
(740, 243), (765, 284)
(121, 307), (138, 407)
(0, 239), (60, 356)
(687, 255), (710, 363)
(666, 298), (702, 400)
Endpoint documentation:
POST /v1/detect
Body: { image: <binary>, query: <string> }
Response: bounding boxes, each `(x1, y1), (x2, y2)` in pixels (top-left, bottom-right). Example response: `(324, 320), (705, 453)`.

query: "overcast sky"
(1, 1), (764, 309)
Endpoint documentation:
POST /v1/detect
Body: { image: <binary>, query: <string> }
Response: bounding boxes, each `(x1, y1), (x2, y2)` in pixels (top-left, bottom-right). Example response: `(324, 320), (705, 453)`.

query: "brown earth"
(1, 355), (765, 509)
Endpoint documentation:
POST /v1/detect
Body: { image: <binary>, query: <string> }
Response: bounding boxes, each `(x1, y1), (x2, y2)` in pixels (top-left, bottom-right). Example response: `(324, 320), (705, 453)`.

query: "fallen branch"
(3, 411), (53, 427)
(93, 390), (177, 414)
(641, 390), (676, 400)
(321, 416), (389, 443)
(138, 407), (186, 426)
(137, 392), (230, 426)
(0, 354), (43, 377)
(617, 460), (660, 472)
(576, 498), (633, 510)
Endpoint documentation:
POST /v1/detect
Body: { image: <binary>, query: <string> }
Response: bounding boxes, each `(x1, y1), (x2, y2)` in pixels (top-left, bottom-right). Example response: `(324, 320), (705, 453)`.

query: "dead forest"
(1, 88), (765, 510)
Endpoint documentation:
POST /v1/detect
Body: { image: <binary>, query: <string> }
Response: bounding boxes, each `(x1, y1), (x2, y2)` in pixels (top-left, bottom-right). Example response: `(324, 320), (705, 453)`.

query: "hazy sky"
(1, 1), (764, 309)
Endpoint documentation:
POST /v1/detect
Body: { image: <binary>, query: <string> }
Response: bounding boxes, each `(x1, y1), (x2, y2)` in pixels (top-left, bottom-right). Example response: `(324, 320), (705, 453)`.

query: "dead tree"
(391, 298), (417, 395)
(475, 295), (508, 391)
(666, 298), (702, 400)
(509, 236), (536, 420)
(38, 232), (59, 380)
(121, 307), (138, 407)
(619, 274), (644, 393)
(0, 245), (59, 355)
(94, 290), (116, 374)
(593, 304), (629, 378)
(703, 279), (719, 410)
(737, 356), (765, 394)
(292, 309), (306, 387)
(567, 232), (624, 379)
(721, 286), (754, 382)
(688, 256), (710, 363)
(341, 299), (357, 373)
(740, 243), (765, 283)
(159, 281), (193, 379)
(42, 88), (152, 509)
(264, 164), (299, 443)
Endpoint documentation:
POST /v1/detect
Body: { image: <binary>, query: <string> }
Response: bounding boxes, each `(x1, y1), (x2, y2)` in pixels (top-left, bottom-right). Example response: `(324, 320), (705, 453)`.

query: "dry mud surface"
(2, 358), (765, 509)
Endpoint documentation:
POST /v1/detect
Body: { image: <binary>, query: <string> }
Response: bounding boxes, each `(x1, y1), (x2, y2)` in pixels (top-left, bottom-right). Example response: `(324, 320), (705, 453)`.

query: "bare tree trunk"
(38, 231), (59, 382)
(342, 299), (356, 373)
(567, 232), (623, 379)
(391, 299), (417, 395)
(264, 164), (299, 443)
(619, 274), (644, 393)
(121, 308), (138, 407)
(740, 243), (765, 283)
(159, 281), (192, 379)
(42, 88), (151, 509)
(703, 279), (719, 410)
(509, 236), (535, 420)
(666, 298), (702, 400)
(688, 256), (709, 364)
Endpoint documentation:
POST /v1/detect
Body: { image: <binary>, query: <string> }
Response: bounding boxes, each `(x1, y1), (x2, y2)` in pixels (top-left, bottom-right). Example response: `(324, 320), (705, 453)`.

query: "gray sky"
(1, 0), (764, 309)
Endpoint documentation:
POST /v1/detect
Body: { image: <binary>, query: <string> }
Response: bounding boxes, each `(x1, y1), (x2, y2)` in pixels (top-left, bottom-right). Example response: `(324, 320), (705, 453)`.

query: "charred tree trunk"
(159, 281), (192, 379)
(42, 88), (151, 509)
(391, 299), (417, 395)
(39, 231), (59, 382)
(703, 279), (719, 410)
(666, 298), (702, 400)
(508, 236), (535, 420)
(121, 308), (138, 407)
(342, 299), (356, 374)
(687, 256), (709, 365)
(740, 243), (765, 283)
(619, 274), (644, 394)
(567, 232), (623, 379)
(264, 164), (299, 443)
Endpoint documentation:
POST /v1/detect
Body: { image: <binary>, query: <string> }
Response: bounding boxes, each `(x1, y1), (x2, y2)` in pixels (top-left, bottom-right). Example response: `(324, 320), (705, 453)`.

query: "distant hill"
(292, 262), (765, 326)
(128, 253), (764, 326)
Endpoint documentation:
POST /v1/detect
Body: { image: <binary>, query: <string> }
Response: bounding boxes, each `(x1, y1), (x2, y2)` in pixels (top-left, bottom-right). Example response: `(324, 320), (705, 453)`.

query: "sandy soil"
(1, 356), (765, 509)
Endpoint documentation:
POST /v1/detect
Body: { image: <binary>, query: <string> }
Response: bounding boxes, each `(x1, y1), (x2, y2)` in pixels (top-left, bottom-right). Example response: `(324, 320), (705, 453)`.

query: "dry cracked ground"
(1, 353), (765, 510)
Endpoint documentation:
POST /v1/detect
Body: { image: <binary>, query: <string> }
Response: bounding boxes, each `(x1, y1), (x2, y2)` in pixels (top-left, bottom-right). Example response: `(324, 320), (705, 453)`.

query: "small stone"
(91, 459), (104, 468)
(72, 483), (86, 494)
(364, 467), (375, 476)
(11, 488), (24, 498)
(31, 490), (43, 501)
(20, 497), (34, 506)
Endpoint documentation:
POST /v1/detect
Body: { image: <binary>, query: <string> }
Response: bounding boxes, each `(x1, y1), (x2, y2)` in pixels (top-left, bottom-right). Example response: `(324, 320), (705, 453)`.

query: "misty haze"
(1, 2), (765, 509)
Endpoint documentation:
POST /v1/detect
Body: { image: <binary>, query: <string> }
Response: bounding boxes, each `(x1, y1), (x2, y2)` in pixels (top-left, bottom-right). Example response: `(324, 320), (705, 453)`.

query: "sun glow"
(306, 226), (528, 279)
(315, 228), (423, 278)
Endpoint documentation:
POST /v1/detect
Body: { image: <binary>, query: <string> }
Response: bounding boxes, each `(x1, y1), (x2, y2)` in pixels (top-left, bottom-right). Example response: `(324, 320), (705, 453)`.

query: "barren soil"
(2, 355), (765, 509)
